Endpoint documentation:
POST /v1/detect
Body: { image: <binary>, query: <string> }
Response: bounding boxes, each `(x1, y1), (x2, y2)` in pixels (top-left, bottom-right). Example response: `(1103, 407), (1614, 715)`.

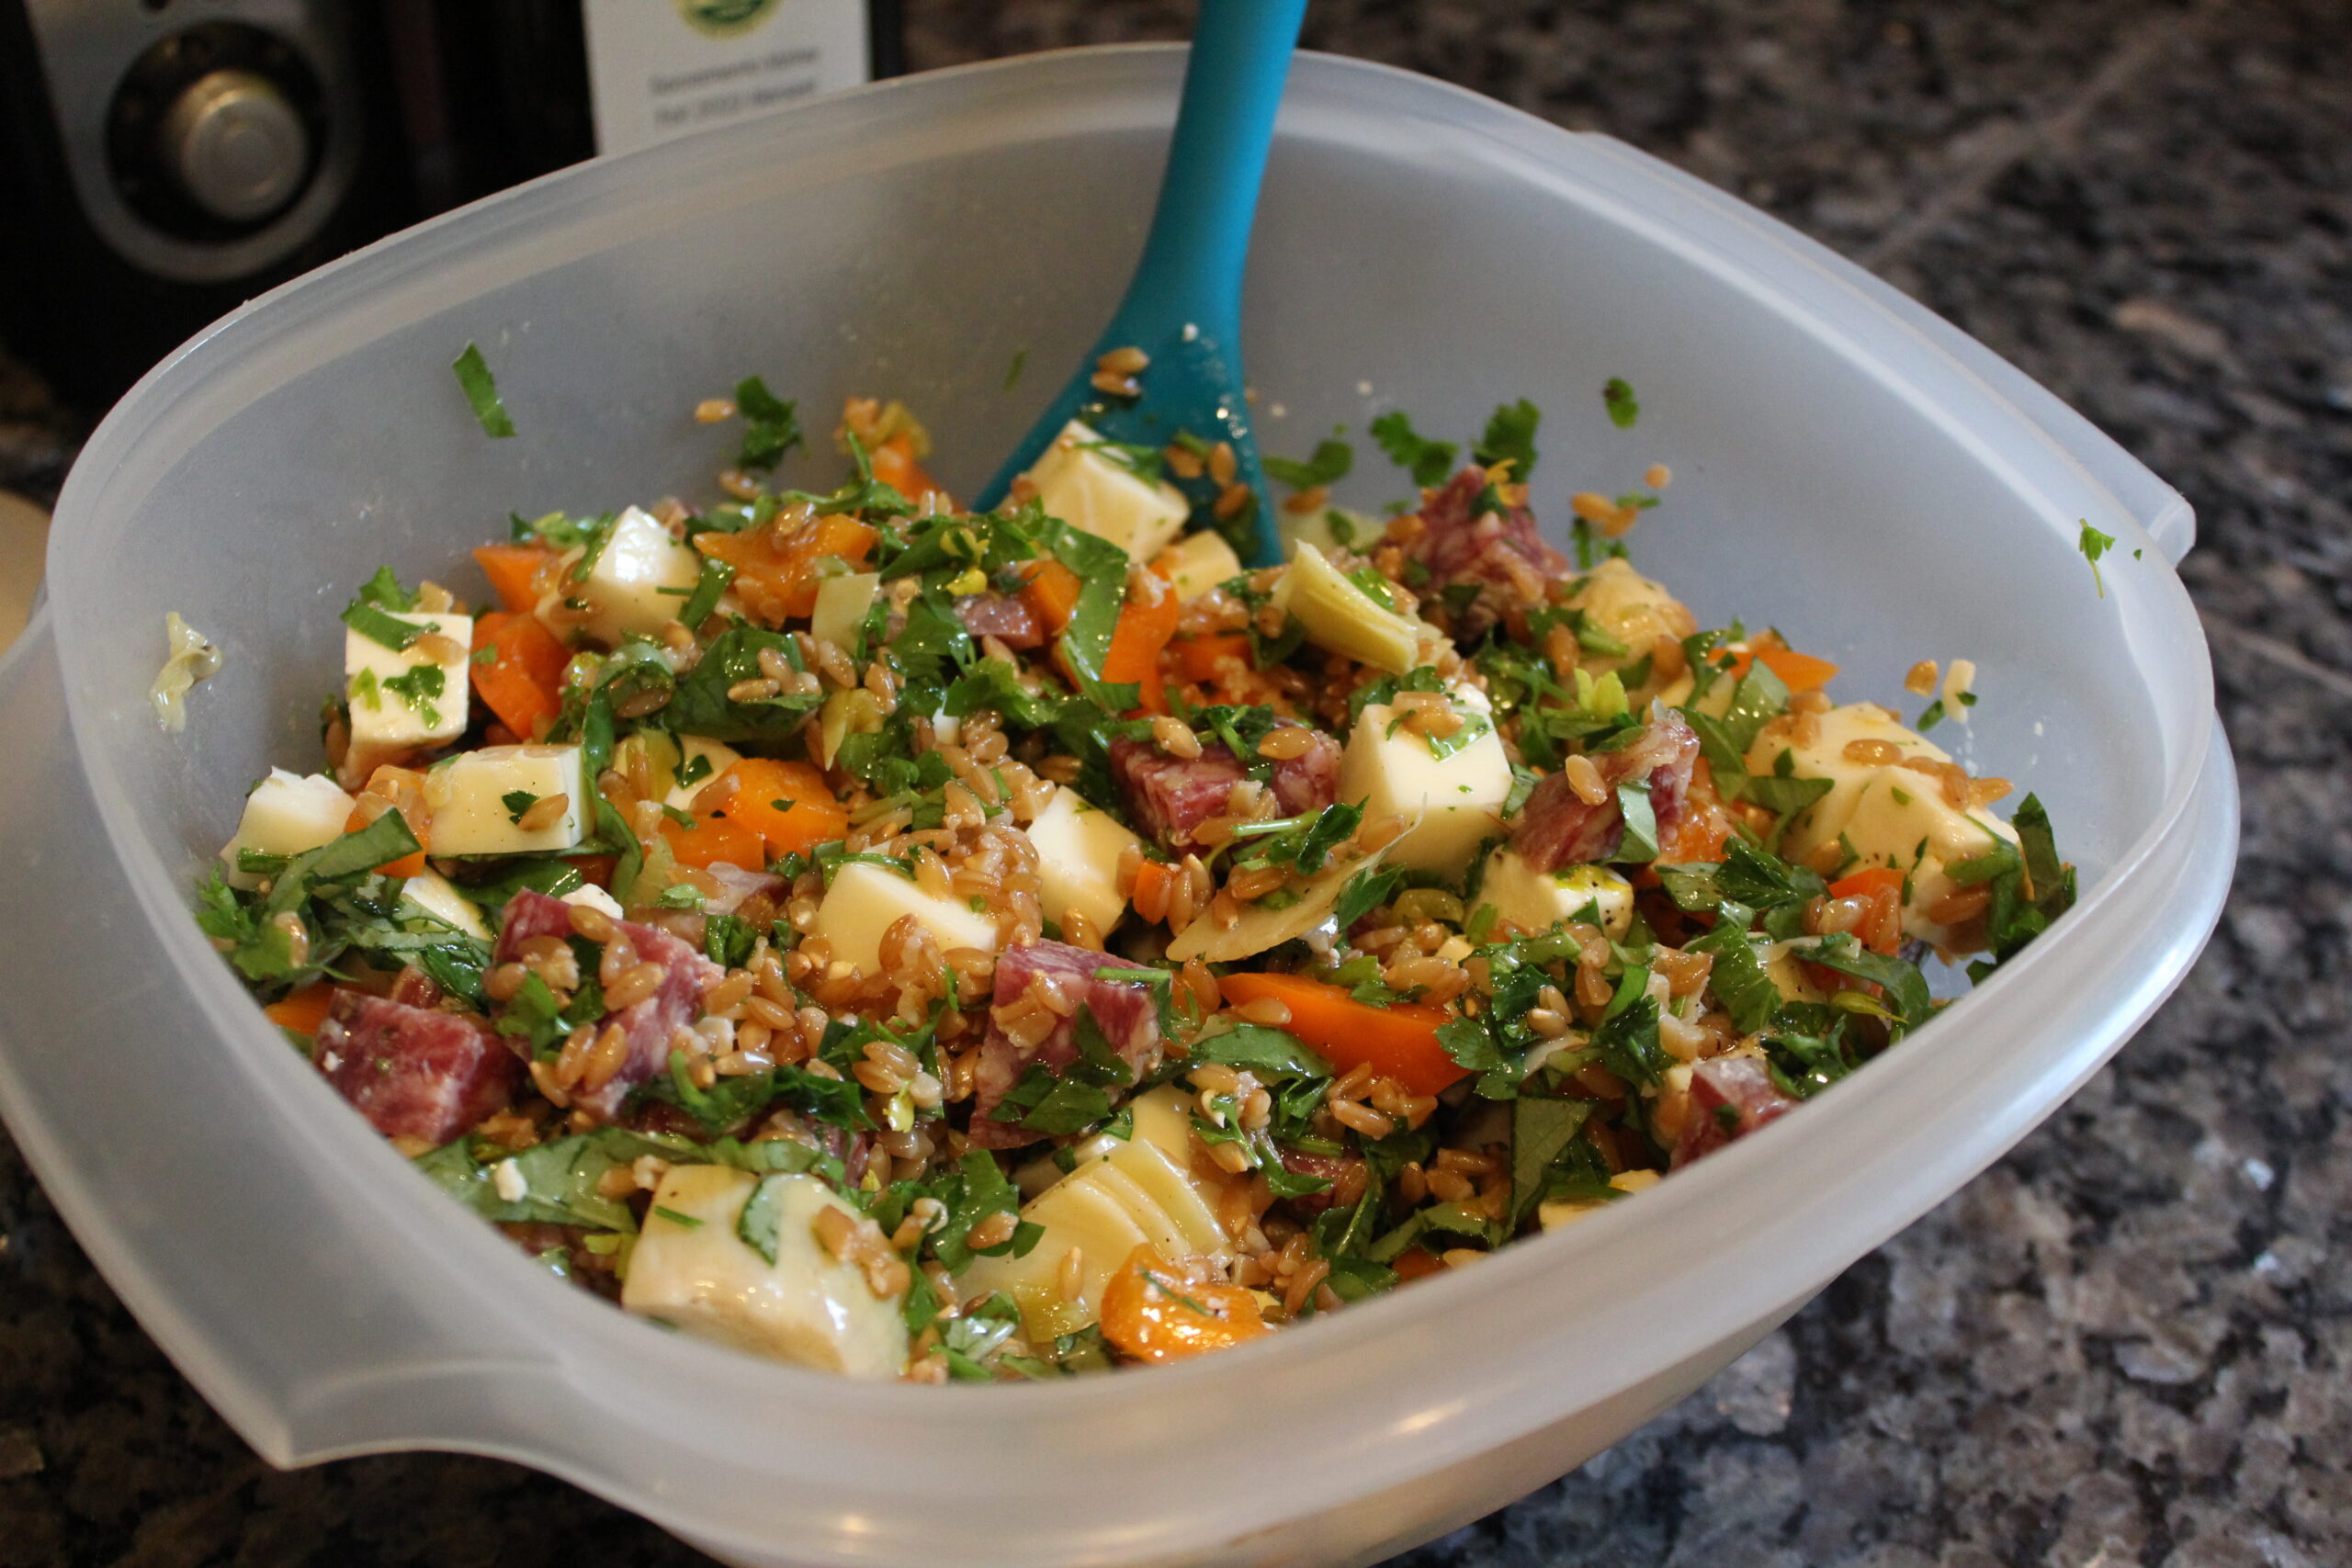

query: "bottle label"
(582, 0), (870, 157)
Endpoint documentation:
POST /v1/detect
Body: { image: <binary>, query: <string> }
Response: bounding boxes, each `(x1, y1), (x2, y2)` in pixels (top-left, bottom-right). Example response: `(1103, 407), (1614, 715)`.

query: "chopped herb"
(1602, 377), (1640, 429)
(1368, 410), (1458, 488)
(1264, 438), (1353, 491)
(381, 665), (446, 727)
(1473, 398), (1542, 479)
(452, 343), (517, 438)
(732, 376), (802, 472)
(677, 556), (736, 628)
(2078, 520), (2117, 596)
(501, 790), (540, 824)
(651, 1206), (704, 1229)
(341, 602), (423, 653)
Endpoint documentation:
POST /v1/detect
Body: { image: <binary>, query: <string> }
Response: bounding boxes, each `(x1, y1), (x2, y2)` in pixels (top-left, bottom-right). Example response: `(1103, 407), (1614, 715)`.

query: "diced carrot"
(1391, 1247), (1448, 1281)
(657, 812), (769, 871)
(704, 758), (849, 860)
(265, 983), (338, 1036)
(1723, 645), (1840, 692)
(868, 433), (946, 507)
(697, 513), (876, 621)
(1099, 1245), (1270, 1363)
(1102, 585), (1182, 716)
(345, 804), (426, 878)
(470, 611), (570, 741)
(1017, 558), (1083, 634)
(1216, 973), (1463, 1097)
(1168, 633), (1253, 685)
(472, 542), (553, 615)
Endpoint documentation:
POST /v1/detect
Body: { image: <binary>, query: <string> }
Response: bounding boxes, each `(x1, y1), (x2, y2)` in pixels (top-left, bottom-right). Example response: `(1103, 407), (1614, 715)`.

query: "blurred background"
(1, 2), (2346, 1564)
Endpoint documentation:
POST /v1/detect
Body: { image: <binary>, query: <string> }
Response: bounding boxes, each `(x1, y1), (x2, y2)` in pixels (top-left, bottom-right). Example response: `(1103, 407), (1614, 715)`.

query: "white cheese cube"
(662, 735), (744, 811)
(810, 860), (1001, 976)
(1477, 851), (1634, 939)
(1340, 690), (1514, 874)
(1150, 530), (1243, 600)
(561, 883), (626, 920)
(345, 610), (471, 773)
(808, 570), (880, 653)
(580, 505), (701, 646)
(399, 869), (491, 941)
(1023, 420), (1191, 563)
(1029, 786), (1143, 938)
(422, 744), (588, 856)
(1565, 558), (1694, 681)
(622, 1167), (908, 1377)
(1746, 703), (2019, 945)
(218, 770), (355, 889)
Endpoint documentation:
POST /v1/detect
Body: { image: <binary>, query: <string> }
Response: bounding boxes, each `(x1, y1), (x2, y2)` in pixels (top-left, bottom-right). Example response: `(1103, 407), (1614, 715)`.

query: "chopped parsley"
(732, 375), (802, 472)
(1369, 410), (1458, 488)
(2078, 520), (2117, 597)
(1602, 377), (1640, 429)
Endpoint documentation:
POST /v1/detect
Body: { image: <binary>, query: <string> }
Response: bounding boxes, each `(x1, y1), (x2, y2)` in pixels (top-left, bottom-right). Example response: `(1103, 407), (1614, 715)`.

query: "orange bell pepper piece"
(697, 513), (876, 621)
(1102, 587), (1182, 716)
(1721, 645), (1839, 692)
(1099, 1245), (1271, 1363)
(471, 542), (553, 615)
(1216, 973), (1463, 1097)
(469, 611), (571, 742)
(868, 433), (946, 506)
(265, 983), (338, 1036)
(1017, 558), (1083, 635)
(656, 812), (770, 871)
(1168, 633), (1253, 685)
(702, 758), (849, 860)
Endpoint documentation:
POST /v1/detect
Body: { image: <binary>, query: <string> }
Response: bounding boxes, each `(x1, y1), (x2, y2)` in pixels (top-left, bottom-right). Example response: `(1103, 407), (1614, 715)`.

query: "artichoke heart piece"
(1272, 541), (1424, 675)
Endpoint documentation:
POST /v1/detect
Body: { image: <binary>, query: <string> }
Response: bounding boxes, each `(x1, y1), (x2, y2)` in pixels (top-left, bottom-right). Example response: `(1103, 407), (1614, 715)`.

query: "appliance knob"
(157, 68), (309, 225)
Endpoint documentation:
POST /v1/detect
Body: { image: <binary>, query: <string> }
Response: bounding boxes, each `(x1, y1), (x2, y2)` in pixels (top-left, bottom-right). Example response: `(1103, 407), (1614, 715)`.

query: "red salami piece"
(313, 990), (516, 1145)
(1510, 712), (1702, 871)
(1110, 725), (1340, 852)
(968, 939), (1163, 1150)
(954, 592), (1045, 649)
(1670, 1055), (1803, 1169)
(1400, 466), (1569, 640)
(494, 890), (723, 1122)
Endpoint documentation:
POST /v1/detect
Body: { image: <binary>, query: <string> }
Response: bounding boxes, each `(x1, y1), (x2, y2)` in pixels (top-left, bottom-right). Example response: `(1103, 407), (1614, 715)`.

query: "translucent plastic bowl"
(0, 46), (2234, 1568)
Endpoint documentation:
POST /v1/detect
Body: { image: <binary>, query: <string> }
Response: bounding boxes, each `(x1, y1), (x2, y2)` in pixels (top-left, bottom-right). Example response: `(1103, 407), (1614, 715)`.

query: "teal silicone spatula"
(976, 0), (1309, 567)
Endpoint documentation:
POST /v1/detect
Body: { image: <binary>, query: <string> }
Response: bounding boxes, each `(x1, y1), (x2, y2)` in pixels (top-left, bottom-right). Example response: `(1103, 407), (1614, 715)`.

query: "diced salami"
(955, 592), (1044, 649)
(314, 990), (516, 1144)
(1510, 712), (1702, 871)
(1398, 467), (1569, 640)
(1110, 725), (1341, 852)
(1670, 1055), (1803, 1169)
(968, 940), (1163, 1149)
(493, 890), (723, 1122)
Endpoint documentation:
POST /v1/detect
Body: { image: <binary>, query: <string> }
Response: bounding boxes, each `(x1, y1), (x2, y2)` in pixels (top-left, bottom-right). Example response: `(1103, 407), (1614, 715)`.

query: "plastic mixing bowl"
(0, 46), (2234, 1568)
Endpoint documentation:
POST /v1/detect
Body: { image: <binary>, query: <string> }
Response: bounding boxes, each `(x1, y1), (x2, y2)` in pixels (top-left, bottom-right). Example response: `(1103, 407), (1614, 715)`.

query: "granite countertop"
(3, 0), (2346, 1562)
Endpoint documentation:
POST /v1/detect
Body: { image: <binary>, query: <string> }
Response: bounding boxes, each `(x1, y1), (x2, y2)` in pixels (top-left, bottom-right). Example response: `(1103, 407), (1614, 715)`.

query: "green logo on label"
(676, 0), (779, 39)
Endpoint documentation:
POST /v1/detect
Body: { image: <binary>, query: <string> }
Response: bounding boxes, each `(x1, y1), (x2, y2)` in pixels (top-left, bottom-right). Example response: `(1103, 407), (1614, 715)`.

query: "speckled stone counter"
(3, 2), (2345, 1562)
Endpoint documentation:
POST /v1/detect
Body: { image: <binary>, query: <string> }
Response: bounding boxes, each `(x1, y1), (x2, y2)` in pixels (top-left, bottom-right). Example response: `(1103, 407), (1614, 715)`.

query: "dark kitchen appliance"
(0, 0), (903, 408)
